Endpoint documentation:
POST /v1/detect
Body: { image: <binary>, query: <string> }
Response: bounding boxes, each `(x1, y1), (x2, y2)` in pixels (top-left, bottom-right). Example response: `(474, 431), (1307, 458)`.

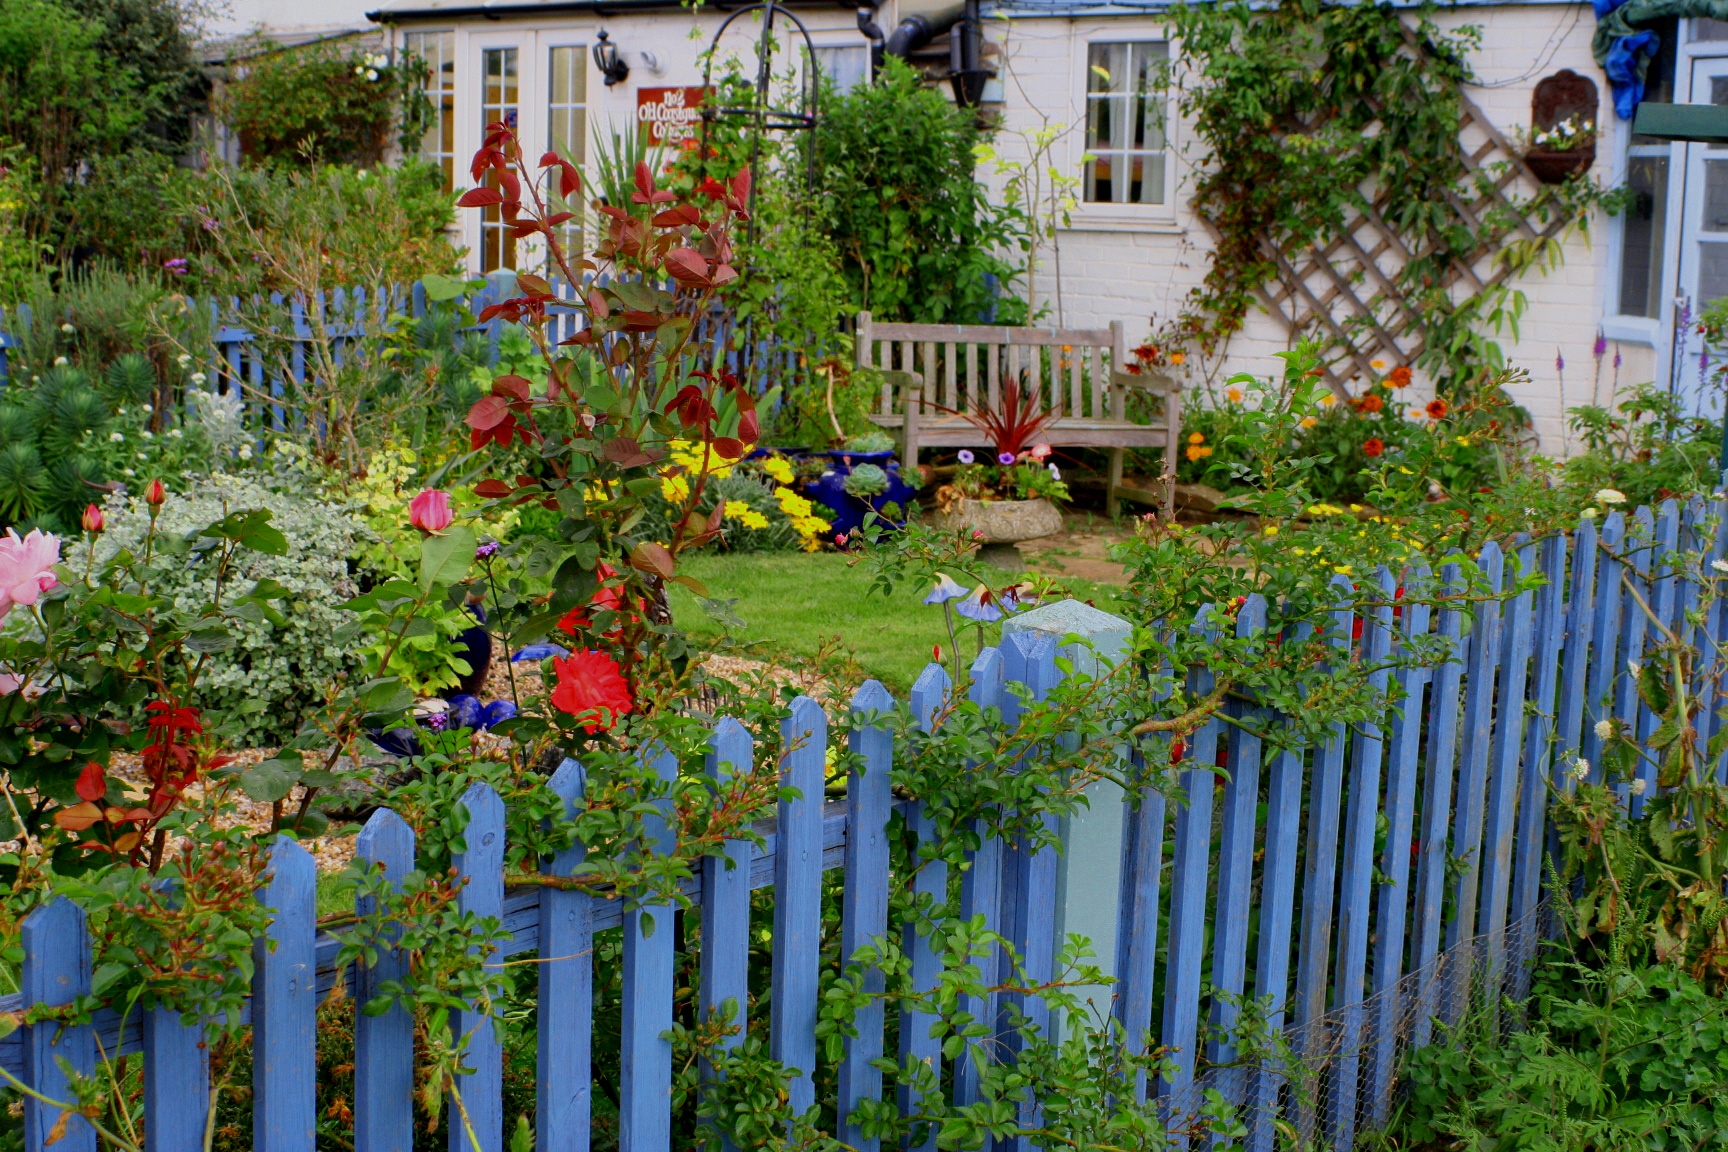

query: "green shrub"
(220, 38), (432, 167)
(97, 473), (371, 743)
(1564, 382), (1721, 508)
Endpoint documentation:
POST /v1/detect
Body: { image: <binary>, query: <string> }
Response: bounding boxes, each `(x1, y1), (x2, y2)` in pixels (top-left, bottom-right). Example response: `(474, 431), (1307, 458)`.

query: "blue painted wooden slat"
(1160, 607), (1227, 1133)
(1581, 512), (1626, 781)
(1328, 568), (1397, 1149)
(901, 664), (951, 1137)
(1444, 542), (1503, 1023)
(1366, 562), (1433, 1128)
(839, 680), (896, 1151)
(1477, 543), (1536, 988)
(355, 809), (417, 1152)
(1556, 519), (1598, 795)
(1702, 497), (1728, 783)
(997, 632), (1061, 1152)
(701, 721), (754, 1063)
(772, 697), (827, 1116)
(1511, 534), (1570, 959)
(954, 647), (1003, 1111)
(1205, 595), (1268, 1115)
(1294, 579), (1357, 1064)
(1632, 503), (1678, 814)
(144, 1002), (208, 1152)
(22, 897), (95, 1152)
(451, 783), (506, 1152)
(254, 837), (317, 1152)
(621, 748), (678, 1152)
(539, 760), (592, 1152)
(1113, 742), (1166, 1107)
(1616, 507), (1656, 811)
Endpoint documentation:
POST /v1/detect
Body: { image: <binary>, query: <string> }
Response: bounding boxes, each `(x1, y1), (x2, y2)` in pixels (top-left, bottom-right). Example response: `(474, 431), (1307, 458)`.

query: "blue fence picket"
(453, 783), (507, 1152)
(1115, 740), (1167, 1107)
(1478, 543), (1536, 986)
(1205, 595), (1268, 1114)
(1329, 568), (1397, 1147)
(901, 664), (952, 1140)
(355, 809), (417, 1152)
(1445, 543), (1503, 1020)
(1366, 560), (1434, 1127)
(839, 681), (896, 1151)
(1581, 512), (1626, 781)
(773, 697), (828, 1115)
(954, 647), (1004, 1110)
(22, 897), (95, 1152)
(144, 999), (209, 1152)
(621, 748), (678, 1152)
(1633, 502), (1679, 813)
(1557, 518), (1598, 792)
(1618, 507), (1656, 812)
(254, 837), (317, 1152)
(1412, 558), (1465, 1051)
(701, 719), (754, 1090)
(1294, 578), (1356, 1069)
(1511, 534), (1569, 962)
(539, 760), (592, 1152)
(997, 631), (1061, 1152)
(1160, 607), (1226, 1132)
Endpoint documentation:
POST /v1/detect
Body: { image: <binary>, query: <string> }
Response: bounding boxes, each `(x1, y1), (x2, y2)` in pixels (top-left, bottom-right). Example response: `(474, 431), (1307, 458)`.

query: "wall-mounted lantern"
(593, 31), (630, 87)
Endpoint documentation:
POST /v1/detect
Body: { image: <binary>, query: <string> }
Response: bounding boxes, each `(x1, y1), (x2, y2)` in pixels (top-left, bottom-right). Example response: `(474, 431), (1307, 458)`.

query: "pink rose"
(0, 529), (61, 621)
(409, 489), (454, 534)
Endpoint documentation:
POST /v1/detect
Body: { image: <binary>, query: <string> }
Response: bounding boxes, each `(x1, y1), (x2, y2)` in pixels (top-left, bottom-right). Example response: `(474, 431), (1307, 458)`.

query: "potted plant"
(1523, 115), (1596, 184)
(806, 430), (921, 540)
(926, 379), (1070, 566)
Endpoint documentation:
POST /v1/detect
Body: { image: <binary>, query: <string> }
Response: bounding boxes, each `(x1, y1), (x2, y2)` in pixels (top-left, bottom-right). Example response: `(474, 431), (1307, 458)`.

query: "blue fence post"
(452, 782), (506, 1152)
(772, 697), (827, 1117)
(1412, 562), (1466, 1049)
(902, 664), (951, 1141)
(355, 809), (416, 1152)
(700, 721), (753, 1152)
(539, 759), (591, 1152)
(22, 897), (95, 1152)
(1366, 560), (1434, 1128)
(839, 680), (896, 1151)
(621, 747), (678, 1152)
(254, 836), (317, 1152)
(1160, 606), (1226, 1136)
(1206, 595), (1269, 1115)
(954, 647), (1004, 1110)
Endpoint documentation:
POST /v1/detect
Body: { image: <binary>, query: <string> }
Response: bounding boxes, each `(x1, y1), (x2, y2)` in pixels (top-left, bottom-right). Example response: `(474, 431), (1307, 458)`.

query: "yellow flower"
(661, 476), (690, 503)
(775, 486), (814, 518)
(1169, 352), (1186, 366)
(1454, 436), (1471, 448)
(1300, 416), (1318, 428)
(1225, 386), (1244, 403)
(763, 456), (795, 484)
(1334, 564), (1353, 575)
(1371, 359), (1386, 371)
(1188, 431), (1205, 445)
(723, 500), (750, 520)
(740, 510), (769, 530)
(1263, 524), (1279, 537)
(1320, 393), (1336, 407)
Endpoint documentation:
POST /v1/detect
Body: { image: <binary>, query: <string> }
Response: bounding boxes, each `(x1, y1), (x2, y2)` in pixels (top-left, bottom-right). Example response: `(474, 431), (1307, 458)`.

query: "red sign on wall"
(636, 86), (709, 147)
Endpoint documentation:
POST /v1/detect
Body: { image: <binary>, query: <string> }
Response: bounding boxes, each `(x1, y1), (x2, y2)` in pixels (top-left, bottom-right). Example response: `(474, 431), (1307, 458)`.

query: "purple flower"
(476, 539), (500, 559)
(997, 452), (1016, 466)
(163, 257), (188, 275)
(1555, 349), (1565, 373)
(1593, 332), (1608, 359)
(924, 573), (968, 605)
(955, 585), (1003, 623)
(957, 449), (975, 465)
(1614, 347), (1623, 369)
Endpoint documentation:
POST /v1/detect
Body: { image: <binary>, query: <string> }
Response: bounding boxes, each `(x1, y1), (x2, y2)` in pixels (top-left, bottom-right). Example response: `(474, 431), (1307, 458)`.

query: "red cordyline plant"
(946, 375), (1059, 463)
(454, 121), (760, 718)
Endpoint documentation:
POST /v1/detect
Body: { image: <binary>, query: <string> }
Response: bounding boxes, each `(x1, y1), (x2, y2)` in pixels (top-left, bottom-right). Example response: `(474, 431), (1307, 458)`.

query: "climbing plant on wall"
(1168, 0), (1623, 395)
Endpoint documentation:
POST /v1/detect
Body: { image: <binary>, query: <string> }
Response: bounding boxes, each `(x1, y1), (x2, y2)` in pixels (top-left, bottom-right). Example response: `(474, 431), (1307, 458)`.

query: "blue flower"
(957, 449), (975, 465)
(925, 573), (968, 605)
(998, 452), (1016, 466)
(956, 585), (1003, 623)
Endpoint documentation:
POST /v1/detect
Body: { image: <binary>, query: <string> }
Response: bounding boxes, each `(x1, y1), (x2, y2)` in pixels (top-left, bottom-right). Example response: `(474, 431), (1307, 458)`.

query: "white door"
(1674, 54), (1728, 416)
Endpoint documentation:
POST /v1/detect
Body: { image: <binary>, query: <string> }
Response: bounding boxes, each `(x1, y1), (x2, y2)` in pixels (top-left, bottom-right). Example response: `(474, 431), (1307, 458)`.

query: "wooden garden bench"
(856, 312), (1180, 518)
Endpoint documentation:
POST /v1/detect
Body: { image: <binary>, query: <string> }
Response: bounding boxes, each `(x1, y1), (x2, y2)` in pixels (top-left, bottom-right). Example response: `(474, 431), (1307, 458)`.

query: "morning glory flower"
(997, 452), (1016, 466)
(956, 585), (1003, 623)
(924, 573), (968, 605)
(958, 449), (975, 465)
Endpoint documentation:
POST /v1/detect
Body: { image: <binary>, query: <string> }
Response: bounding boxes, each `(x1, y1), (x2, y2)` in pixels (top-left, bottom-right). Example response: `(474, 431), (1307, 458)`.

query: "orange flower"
(1386, 365), (1413, 388)
(1169, 352), (1186, 366)
(1354, 394), (1384, 414)
(1426, 398), (1449, 419)
(1362, 437), (1385, 458)
(551, 650), (635, 733)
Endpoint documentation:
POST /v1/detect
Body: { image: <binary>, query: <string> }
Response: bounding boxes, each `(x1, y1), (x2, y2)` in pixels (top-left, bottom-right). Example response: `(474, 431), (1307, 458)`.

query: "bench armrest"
(1111, 369), (1179, 394)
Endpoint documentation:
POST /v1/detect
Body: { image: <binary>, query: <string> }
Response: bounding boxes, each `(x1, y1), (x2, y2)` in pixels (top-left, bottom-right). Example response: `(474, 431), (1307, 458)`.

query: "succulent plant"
(843, 462), (890, 498)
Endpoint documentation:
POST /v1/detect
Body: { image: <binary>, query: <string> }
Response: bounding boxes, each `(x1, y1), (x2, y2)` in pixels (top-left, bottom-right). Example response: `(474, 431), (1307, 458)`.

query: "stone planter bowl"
(933, 496), (1064, 569)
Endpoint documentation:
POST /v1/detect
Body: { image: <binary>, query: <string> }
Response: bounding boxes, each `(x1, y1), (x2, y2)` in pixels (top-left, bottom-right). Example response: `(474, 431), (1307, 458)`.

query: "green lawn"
(666, 551), (1123, 692)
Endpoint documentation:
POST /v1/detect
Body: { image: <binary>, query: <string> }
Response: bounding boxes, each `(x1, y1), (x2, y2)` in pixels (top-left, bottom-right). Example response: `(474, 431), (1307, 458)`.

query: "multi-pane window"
(548, 45), (587, 267)
(404, 31), (455, 190)
(480, 47), (520, 273)
(1617, 16), (1675, 318)
(813, 45), (869, 94)
(1083, 41), (1168, 205)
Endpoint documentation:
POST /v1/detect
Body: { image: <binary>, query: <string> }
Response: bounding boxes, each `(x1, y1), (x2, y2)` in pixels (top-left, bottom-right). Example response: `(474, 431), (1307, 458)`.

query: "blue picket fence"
(0, 492), (1718, 1151)
(0, 276), (815, 401)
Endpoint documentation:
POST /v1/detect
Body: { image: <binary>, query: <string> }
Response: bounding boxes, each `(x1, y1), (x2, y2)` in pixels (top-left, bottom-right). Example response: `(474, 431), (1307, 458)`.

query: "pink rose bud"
(81, 504), (104, 534)
(409, 488), (454, 534)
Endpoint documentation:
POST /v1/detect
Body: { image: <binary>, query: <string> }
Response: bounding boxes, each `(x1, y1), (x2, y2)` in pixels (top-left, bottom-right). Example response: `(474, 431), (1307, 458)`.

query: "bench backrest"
(857, 312), (1128, 421)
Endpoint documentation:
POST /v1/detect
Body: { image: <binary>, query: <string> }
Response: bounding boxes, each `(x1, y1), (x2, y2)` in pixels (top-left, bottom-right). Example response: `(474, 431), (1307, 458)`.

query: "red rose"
(551, 650), (634, 732)
(557, 563), (634, 637)
(1362, 438), (1385, 458)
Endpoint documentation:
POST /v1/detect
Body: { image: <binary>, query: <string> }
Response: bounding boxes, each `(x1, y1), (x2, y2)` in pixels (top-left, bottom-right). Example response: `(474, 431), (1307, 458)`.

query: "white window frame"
(1069, 31), (1177, 229)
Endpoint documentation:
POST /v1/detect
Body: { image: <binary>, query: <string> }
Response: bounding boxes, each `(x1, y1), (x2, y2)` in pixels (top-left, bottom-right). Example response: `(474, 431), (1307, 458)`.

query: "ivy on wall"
(1167, 0), (1623, 393)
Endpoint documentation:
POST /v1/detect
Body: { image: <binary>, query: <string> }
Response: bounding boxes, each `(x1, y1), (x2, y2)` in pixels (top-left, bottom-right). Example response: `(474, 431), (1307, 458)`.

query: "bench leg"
(1106, 447), (1124, 520)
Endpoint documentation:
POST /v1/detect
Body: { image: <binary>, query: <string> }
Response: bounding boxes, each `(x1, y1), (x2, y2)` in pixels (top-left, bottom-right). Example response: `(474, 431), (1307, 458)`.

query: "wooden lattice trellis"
(1197, 24), (1580, 397)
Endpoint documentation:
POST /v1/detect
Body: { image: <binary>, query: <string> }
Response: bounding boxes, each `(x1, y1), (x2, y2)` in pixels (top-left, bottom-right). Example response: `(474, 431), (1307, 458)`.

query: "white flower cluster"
(354, 52), (389, 82)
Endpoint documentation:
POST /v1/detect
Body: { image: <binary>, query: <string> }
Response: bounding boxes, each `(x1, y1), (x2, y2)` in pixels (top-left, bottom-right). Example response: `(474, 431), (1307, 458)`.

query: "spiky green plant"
(104, 352), (157, 407)
(0, 443), (48, 524)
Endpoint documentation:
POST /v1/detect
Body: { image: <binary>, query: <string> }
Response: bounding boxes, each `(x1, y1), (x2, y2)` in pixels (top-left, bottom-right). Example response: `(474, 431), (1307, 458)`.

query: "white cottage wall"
(983, 2), (1637, 456)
